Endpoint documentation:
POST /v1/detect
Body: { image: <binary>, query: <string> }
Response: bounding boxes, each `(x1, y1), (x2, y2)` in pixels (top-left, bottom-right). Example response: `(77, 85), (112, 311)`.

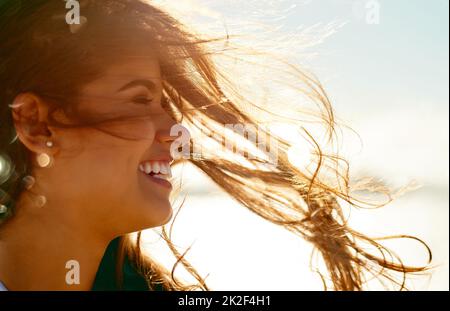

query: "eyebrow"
(117, 79), (158, 93)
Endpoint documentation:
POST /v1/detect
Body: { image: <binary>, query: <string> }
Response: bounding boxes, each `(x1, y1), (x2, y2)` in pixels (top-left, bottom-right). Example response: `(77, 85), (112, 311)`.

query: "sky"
(143, 0), (449, 290)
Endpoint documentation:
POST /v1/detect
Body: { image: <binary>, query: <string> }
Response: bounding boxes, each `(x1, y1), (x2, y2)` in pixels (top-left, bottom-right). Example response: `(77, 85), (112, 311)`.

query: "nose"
(154, 128), (176, 144)
(154, 116), (178, 145)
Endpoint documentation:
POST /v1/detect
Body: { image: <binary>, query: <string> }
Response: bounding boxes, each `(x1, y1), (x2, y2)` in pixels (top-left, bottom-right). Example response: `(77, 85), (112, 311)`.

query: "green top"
(92, 237), (164, 291)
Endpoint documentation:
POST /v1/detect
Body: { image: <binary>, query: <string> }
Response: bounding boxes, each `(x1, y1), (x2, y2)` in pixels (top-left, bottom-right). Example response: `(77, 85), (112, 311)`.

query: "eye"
(132, 97), (154, 105)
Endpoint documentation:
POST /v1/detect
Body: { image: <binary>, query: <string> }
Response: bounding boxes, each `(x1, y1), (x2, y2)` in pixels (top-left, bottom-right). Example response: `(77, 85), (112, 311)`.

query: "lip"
(140, 155), (174, 166)
(140, 170), (173, 190)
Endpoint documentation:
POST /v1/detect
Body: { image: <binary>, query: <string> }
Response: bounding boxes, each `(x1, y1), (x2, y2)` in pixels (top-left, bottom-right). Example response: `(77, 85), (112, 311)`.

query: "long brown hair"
(0, 0), (431, 290)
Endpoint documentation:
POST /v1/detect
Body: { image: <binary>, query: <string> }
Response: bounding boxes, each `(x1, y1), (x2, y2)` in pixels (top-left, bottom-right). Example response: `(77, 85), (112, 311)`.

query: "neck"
(0, 194), (112, 291)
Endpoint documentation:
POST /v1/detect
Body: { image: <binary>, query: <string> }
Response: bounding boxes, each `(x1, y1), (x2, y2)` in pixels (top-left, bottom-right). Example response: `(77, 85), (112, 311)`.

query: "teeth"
(139, 160), (172, 177)
(160, 163), (168, 174)
(152, 162), (160, 174)
(144, 163), (152, 174)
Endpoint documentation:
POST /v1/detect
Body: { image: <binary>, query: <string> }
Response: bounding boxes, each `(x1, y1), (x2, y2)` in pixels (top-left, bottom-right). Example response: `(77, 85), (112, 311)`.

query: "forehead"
(81, 56), (162, 96)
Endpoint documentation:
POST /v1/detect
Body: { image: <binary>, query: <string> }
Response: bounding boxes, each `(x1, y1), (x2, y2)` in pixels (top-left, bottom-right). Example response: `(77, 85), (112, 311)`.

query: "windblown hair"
(0, 0), (431, 290)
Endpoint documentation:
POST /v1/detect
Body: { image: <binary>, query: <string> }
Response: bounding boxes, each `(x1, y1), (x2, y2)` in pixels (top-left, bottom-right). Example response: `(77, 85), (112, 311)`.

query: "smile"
(139, 160), (173, 189)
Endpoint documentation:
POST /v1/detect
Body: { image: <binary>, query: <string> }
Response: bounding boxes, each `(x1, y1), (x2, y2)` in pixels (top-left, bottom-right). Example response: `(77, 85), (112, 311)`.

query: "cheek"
(99, 119), (157, 141)
(59, 126), (155, 196)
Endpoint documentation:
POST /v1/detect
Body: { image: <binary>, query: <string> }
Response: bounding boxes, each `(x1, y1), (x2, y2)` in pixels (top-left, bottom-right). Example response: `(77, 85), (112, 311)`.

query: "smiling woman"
(0, 0), (432, 291)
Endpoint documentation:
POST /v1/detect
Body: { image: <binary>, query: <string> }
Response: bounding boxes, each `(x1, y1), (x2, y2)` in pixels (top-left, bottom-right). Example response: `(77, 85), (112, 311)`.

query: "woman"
(0, 0), (431, 291)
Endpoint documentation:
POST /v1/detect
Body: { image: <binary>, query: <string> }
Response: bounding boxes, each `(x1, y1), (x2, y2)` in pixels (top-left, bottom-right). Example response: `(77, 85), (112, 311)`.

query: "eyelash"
(132, 97), (154, 105)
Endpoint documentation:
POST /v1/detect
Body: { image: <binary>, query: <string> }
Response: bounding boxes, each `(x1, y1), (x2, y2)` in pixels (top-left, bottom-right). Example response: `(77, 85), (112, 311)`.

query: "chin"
(134, 200), (174, 230)
(153, 202), (174, 227)
(161, 205), (174, 225)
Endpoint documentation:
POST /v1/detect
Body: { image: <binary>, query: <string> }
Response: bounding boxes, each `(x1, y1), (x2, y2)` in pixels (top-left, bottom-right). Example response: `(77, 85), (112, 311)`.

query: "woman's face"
(42, 55), (178, 237)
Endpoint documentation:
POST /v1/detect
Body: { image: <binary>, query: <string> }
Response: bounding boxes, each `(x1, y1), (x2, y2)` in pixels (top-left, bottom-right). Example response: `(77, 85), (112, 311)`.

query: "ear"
(10, 93), (58, 156)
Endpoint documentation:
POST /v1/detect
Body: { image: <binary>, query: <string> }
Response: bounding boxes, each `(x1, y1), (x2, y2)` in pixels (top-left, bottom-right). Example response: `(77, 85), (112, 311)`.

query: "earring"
(20, 176), (47, 208)
(35, 195), (47, 208)
(22, 175), (36, 190)
(36, 153), (52, 168)
(37, 141), (54, 167)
